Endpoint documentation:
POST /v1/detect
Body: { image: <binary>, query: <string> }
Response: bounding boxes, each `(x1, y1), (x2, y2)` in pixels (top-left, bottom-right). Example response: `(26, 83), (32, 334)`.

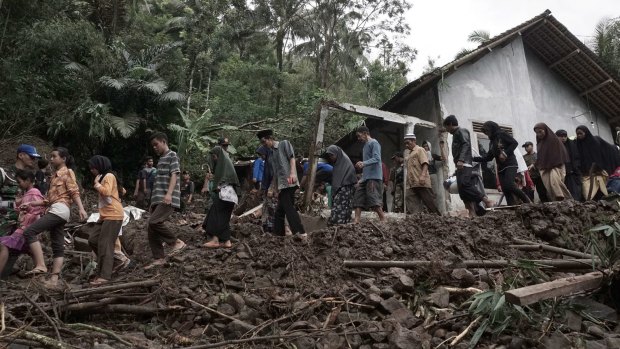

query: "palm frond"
(157, 91), (186, 103)
(468, 30), (491, 44)
(99, 76), (126, 90)
(108, 115), (141, 138)
(141, 79), (167, 94)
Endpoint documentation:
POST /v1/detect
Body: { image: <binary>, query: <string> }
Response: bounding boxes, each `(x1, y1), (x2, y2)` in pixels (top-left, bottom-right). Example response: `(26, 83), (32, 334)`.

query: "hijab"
(325, 145), (357, 194)
(534, 123), (569, 170)
(207, 146), (240, 187)
(88, 155), (112, 183)
(575, 125), (620, 175)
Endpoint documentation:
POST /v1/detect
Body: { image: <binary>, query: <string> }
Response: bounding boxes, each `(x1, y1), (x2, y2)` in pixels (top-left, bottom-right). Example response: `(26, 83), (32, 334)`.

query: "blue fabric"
(303, 162), (333, 175)
(261, 149), (274, 191)
(253, 158), (264, 182)
(361, 139), (382, 181)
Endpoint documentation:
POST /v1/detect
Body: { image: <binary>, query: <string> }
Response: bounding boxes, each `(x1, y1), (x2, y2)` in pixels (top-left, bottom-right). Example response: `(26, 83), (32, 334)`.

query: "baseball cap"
(17, 144), (41, 158)
(521, 141), (533, 148)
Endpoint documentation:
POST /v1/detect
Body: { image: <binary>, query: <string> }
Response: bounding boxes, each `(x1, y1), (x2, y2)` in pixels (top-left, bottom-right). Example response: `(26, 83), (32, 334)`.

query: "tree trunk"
(186, 67), (194, 116)
(274, 28), (286, 114)
(205, 69), (212, 107)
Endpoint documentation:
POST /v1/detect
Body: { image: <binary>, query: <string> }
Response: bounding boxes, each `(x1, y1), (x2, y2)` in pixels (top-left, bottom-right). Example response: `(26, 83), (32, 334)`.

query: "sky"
(405, 0), (618, 78)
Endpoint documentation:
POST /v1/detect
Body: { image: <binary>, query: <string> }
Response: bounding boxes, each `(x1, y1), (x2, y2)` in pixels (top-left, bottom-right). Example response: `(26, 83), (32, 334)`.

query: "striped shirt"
(151, 150), (181, 209)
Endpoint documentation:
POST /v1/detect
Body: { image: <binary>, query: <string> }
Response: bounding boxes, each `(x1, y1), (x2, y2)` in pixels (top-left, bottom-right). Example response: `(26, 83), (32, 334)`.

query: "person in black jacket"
(555, 130), (582, 201)
(443, 115), (493, 216)
(474, 121), (531, 206)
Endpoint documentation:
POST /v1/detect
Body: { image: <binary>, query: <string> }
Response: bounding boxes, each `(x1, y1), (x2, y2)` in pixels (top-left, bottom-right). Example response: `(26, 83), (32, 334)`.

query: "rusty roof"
(381, 10), (620, 125)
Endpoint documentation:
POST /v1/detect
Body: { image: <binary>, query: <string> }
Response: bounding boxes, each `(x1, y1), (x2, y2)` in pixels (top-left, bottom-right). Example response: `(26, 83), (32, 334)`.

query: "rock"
(387, 308), (419, 329)
(336, 311), (367, 324)
(227, 320), (254, 335)
(190, 327), (204, 338)
(380, 287), (396, 298)
(539, 332), (570, 349)
(183, 264), (196, 273)
(359, 321), (386, 342)
(430, 337), (443, 348)
(289, 321), (317, 331)
(564, 310), (582, 332)
(433, 328), (447, 339)
(388, 267), (407, 276)
(236, 252), (251, 259)
(244, 294), (265, 308)
(254, 277), (272, 288)
(606, 337), (620, 349)
(348, 334), (363, 349)
(586, 340), (607, 349)
(393, 275), (415, 293)
(587, 325), (606, 338)
(386, 322), (431, 349)
(362, 278), (375, 288)
(294, 337), (316, 349)
(226, 293), (245, 312)
(368, 286), (381, 295)
(383, 246), (393, 256)
(360, 345), (372, 349)
(93, 344), (115, 349)
(371, 344), (389, 349)
(380, 297), (405, 314)
(169, 254), (187, 263)
(322, 332), (345, 349)
(216, 303), (236, 316)
(508, 337), (526, 349)
(338, 247), (351, 258)
(368, 293), (383, 305)
(427, 287), (450, 308)
(571, 297), (618, 322)
(451, 268), (475, 287)
(73, 237), (91, 252)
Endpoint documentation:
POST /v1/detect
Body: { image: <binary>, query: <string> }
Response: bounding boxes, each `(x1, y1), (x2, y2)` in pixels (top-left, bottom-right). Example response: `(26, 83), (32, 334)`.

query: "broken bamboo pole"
(67, 280), (159, 297)
(505, 271), (604, 306)
(512, 238), (593, 259)
(342, 259), (596, 269)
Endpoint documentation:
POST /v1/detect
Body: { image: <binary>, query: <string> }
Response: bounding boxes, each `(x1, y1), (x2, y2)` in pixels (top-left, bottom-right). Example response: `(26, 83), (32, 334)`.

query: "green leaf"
(157, 92), (186, 103)
(590, 225), (613, 232)
(492, 295), (506, 312)
(108, 115), (141, 138)
(141, 79), (167, 94)
(469, 319), (489, 349)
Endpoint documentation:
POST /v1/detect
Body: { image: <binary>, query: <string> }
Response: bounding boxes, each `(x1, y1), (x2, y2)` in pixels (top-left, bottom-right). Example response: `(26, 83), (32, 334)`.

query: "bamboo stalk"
(512, 238), (593, 259)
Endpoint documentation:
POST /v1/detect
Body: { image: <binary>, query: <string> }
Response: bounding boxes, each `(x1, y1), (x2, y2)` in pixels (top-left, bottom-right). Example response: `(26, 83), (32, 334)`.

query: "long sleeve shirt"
(253, 158), (264, 183)
(361, 139), (383, 181)
(95, 173), (124, 221)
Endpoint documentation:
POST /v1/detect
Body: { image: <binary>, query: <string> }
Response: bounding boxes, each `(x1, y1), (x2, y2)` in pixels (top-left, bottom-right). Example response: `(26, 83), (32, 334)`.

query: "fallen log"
(67, 280), (159, 298)
(512, 238), (593, 259)
(342, 259), (596, 269)
(505, 271), (604, 306)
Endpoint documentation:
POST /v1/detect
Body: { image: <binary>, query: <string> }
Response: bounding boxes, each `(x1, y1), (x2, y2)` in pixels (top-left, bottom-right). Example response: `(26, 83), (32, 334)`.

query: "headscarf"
(207, 146), (240, 187)
(88, 155), (112, 183)
(575, 125), (620, 175)
(325, 145), (357, 195)
(534, 123), (569, 170)
(482, 121), (519, 170)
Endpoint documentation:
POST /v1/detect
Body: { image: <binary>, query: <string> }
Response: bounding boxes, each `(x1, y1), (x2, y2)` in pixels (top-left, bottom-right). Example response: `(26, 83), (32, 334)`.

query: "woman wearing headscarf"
(474, 121), (531, 205)
(533, 123), (572, 201)
(203, 146), (240, 248)
(575, 125), (620, 200)
(554, 129), (582, 201)
(325, 145), (357, 224)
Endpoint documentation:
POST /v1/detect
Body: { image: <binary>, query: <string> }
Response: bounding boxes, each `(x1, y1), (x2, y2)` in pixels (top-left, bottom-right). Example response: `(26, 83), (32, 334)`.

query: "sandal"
(169, 241), (187, 256)
(24, 268), (47, 276)
(144, 259), (166, 270)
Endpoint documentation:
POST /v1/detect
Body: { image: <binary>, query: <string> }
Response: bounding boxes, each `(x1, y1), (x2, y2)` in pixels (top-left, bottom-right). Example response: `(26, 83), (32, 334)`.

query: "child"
(22, 147), (88, 288)
(87, 156), (124, 285)
(0, 170), (45, 273)
(144, 132), (186, 270)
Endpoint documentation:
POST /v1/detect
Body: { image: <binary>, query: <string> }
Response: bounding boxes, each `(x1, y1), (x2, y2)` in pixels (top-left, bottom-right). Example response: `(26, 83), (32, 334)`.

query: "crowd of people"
(1, 117), (620, 287)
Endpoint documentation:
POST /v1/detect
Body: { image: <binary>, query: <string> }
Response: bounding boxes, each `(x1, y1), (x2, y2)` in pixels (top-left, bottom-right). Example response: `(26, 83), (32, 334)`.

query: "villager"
(134, 156), (156, 208)
(258, 129), (307, 239)
(257, 145), (277, 233)
(23, 147), (88, 288)
(389, 152), (404, 213)
(442, 115), (493, 216)
(253, 147), (265, 190)
(301, 158), (333, 191)
(533, 123), (572, 201)
(522, 141), (549, 202)
(35, 158), (49, 196)
(180, 171), (195, 206)
(325, 145), (357, 224)
(0, 170), (44, 277)
(353, 126), (386, 223)
(202, 146), (240, 248)
(218, 137), (231, 152)
(404, 134), (440, 215)
(422, 140), (443, 195)
(555, 129), (582, 201)
(575, 125), (620, 200)
(144, 133), (186, 270)
(87, 155), (124, 285)
(0, 144), (41, 279)
(474, 121), (531, 206)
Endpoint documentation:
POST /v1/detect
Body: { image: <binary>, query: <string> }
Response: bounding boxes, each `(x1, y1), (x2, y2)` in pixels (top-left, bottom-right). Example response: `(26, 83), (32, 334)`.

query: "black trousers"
(23, 213), (67, 258)
(499, 167), (531, 205)
(532, 176), (549, 202)
(565, 172), (582, 201)
(203, 196), (235, 242)
(456, 167), (484, 204)
(274, 187), (305, 235)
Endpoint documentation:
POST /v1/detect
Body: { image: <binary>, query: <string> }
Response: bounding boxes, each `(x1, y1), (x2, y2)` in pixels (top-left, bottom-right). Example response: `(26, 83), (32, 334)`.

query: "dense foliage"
(0, 0), (412, 183)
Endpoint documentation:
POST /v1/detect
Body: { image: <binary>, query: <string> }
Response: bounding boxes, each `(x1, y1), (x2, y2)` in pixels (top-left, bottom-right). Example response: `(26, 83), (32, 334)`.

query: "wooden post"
(304, 104), (329, 211)
(505, 271), (604, 306)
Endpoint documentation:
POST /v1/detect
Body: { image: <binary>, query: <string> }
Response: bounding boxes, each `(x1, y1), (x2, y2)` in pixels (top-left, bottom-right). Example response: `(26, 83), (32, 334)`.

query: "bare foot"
(220, 240), (232, 248)
(203, 238), (220, 248)
(169, 240), (187, 255)
(144, 259), (166, 270)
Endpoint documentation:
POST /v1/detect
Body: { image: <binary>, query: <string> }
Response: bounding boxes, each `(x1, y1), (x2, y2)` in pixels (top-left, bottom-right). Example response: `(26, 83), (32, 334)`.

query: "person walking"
(533, 123), (572, 201)
(575, 125), (620, 200)
(555, 130), (582, 201)
(403, 134), (440, 215)
(144, 132), (186, 269)
(253, 147), (265, 190)
(202, 146), (240, 248)
(522, 142), (549, 202)
(325, 145), (357, 224)
(442, 116), (493, 216)
(389, 152), (405, 213)
(258, 130), (306, 239)
(134, 156), (155, 208)
(474, 121), (531, 206)
(352, 126), (385, 223)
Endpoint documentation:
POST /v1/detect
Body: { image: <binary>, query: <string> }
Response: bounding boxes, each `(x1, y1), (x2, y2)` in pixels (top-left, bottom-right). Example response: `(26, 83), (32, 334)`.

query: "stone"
(380, 287), (396, 298)
(336, 311), (367, 324)
(359, 321), (386, 342)
(359, 345), (372, 349)
(368, 293), (383, 306)
(323, 332), (345, 349)
(430, 337), (444, 348)
(388, 308), (420, 329)
(368, 286), (381, 295)
(427, 287), (450, 308)
(380, 297), (405, 314)
(433, 328), (447, 339)
(383, 246), (393, 256)
(606, 337), (620, 349)
(371, 344), (389, 349)
(393, 275), (415, 293)
(587, 325), (606, 338)
(236, 252), (251, 259)
(386, 322), (431, 349)
(216, 304), (236, 316)
(586, 340), (607, 349)
(362, 278), (375, 288)
(289, 321), (317, 331)
(254, 277), (272, 288)
(572, 297), (618, 322)
(294, 337), (316, 349)
(338, 247), (351, 258)
(388, 267), (407, 276)
(183, 264), (196, 273)
(451, 268), (476, 287)
(226, 293), (245, 312)
(227, 320), (254, 335)
(539, 332), (570, 349)
(564, 310), (582, 332)
(348, 334), (363, 349)
(508, 337), (526, 349)
(190, 327), (204, 338)
(244, 294), (265, 308)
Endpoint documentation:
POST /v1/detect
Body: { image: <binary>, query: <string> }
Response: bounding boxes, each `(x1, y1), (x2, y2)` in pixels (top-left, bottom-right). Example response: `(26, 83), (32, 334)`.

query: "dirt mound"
(3, 201), (619, 348)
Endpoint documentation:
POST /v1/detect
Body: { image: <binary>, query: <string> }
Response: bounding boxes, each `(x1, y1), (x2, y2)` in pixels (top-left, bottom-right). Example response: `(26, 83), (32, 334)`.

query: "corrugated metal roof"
(381, 10), (620, 125)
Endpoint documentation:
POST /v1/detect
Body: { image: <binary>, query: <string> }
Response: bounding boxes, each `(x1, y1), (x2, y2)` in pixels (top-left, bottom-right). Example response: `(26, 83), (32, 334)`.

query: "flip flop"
(24, 268), (47, 276)
(169, 242), (187, 256)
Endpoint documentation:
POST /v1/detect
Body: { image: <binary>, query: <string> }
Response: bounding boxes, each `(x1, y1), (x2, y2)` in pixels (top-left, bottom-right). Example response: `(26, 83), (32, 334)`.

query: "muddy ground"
(2, 200), (620, 349)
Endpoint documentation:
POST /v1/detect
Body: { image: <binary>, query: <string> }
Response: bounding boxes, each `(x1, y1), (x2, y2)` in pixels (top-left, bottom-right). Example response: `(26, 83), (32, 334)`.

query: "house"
(372, 9), (620, 212)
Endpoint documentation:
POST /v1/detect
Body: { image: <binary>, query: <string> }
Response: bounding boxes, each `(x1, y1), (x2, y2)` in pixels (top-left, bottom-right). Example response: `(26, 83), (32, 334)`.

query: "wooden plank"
(238, 204), (262, 218)
(329, 102), (436, 128)
(304, 105), (329, 211)
(505, 271), (604, 306)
